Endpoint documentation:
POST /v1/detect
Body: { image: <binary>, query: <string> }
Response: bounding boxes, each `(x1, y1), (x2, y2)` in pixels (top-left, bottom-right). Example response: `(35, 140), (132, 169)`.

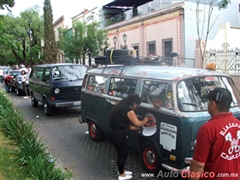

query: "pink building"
(102, 0), (240, 67)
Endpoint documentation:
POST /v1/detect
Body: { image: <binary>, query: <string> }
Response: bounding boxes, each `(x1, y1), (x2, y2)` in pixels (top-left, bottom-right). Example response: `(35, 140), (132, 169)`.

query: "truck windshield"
(52, 65), (87, 81)
(177, 76), (240, 111)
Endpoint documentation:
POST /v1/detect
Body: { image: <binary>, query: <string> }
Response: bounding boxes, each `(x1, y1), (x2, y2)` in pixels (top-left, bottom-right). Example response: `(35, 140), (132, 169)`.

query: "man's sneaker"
(23, 96), (28, 99)
(118, 175), (132, 180)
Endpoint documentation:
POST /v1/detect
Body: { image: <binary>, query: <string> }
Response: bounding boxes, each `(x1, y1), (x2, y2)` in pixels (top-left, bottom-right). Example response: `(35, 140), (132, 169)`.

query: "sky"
(1, 0), (111, 25)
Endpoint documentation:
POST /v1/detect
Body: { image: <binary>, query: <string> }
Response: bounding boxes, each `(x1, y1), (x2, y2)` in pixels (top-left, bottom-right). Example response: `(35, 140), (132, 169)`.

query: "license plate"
(74, 102), (81, 106)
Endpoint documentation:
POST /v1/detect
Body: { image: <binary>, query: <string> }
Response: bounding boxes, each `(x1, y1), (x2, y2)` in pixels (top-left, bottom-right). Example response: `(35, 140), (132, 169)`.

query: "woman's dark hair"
(110, 94), (141, 117)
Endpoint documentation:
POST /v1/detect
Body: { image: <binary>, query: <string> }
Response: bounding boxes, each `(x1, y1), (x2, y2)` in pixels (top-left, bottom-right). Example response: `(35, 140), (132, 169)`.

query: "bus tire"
(88, 120), (104, 142)
(140, 141), (161, 173)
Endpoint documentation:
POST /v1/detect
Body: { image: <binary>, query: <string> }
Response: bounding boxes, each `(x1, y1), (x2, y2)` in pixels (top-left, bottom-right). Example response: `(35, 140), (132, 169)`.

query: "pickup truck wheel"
(31, 94), (38, 107)
(88, 121), (104, 142)
(140, 141), (161, 173)
(43, 99), (53, 116)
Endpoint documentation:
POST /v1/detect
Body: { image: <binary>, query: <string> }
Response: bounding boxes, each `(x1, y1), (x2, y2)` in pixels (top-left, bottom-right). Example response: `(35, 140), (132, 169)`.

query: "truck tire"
(43, 99), (53, 116)
(31, 94), (38, 107)
(95, 56), (107, 65)
(106, 49), (129, 63)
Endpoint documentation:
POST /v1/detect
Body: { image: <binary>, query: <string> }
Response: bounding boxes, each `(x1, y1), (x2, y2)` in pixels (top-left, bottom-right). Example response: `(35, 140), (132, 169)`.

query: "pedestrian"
(21, 70), (29, 98)
(189, 87), (240, 180)
(3, 75), (13, 93)
(106, 94), (149, 180)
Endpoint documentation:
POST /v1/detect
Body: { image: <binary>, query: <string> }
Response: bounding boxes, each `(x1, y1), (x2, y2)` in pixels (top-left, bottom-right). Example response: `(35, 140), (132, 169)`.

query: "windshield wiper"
(53, 77), (68, 81)
(69, 78), (83, 82)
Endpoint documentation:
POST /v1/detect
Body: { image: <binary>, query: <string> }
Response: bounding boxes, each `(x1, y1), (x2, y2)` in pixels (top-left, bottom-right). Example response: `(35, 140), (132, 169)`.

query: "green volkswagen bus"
(79, 63), (240, 173)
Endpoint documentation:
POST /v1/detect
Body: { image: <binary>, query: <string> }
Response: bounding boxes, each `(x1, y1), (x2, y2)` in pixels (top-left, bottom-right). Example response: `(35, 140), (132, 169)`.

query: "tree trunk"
(83, 54), (85, 65)
(88, 54), (91, 67)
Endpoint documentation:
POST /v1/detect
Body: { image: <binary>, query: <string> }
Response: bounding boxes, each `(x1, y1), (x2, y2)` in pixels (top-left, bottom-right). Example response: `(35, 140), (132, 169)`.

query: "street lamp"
(122, 33), (127, 49)
(113, 36), (117, 49)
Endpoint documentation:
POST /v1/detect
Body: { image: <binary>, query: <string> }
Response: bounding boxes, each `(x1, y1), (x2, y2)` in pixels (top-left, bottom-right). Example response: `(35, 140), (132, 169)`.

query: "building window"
(162, 39), (173, 57)
(147, 41), (156, 55)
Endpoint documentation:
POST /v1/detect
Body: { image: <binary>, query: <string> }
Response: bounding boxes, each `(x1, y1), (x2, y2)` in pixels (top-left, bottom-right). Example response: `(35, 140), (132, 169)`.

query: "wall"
(107, 5), (183, 58)
(184, 1), (240, 60)
(207, 23), (240, 50)
(194, 22), (240, 90)
(53, 16), (65, 63)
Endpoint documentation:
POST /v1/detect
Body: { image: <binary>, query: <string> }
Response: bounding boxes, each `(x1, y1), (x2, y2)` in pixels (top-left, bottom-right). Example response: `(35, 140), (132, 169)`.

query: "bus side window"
(141, 81), (174, 109)
(109, 78), (137, 97)
(87, 75), (107, 93)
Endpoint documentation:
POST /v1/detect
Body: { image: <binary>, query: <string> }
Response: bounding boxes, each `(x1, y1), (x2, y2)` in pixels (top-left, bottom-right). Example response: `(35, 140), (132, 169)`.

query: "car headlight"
(54, 88), (60, 94)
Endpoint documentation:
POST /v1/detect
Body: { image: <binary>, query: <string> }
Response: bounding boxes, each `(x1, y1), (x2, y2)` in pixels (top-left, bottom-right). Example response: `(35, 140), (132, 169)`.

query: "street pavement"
(1, 84), (184, 180)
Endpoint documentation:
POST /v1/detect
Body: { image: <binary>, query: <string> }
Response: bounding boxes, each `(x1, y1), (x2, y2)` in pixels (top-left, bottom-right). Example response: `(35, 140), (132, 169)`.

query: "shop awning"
(103, 0), (153, 10)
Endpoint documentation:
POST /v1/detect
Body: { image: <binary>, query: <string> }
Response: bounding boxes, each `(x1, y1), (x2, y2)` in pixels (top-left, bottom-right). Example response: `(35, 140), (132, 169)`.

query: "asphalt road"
(1, 84), (184, 180)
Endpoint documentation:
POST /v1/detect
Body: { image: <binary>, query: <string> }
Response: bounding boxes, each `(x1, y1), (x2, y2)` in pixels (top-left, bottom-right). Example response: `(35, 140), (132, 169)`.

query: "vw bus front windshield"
(177, 76), (240, 111)
(52, 65), (87, 81)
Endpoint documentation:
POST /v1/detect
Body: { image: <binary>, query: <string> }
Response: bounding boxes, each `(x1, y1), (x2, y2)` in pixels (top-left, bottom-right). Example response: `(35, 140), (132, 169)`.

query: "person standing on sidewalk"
(106, 94), (149, 180)
(21, 70), (29, 98)
(190, 87), (240, 180)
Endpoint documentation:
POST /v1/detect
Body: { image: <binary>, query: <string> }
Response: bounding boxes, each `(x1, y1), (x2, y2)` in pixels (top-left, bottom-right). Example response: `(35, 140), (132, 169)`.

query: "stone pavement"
(3, 87), (159, 180)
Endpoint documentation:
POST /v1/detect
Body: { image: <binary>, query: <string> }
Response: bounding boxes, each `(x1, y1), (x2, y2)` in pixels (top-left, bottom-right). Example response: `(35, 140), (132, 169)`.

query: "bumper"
(162, 157), (192, 173)
(54, 101), (81, 108)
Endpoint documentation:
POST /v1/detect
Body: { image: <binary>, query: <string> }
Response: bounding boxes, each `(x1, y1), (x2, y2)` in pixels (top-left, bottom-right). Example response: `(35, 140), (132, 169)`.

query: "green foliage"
(218, 0), (230, 9)
(0, 0), (15, 11)
(43, 0), (57, 64)
(59, 13), (109, 65)
(0, 6), (43, 66)
(0, 131), (31, 179)
(0, 90), (73, 180)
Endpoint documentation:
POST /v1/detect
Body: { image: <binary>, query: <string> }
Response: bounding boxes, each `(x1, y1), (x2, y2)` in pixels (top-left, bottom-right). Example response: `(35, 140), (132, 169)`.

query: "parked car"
(29, 63), (87, 116)
(9, 70), (22, 92)
(79, 51), (240, 173)
(0, 66), (11, 83)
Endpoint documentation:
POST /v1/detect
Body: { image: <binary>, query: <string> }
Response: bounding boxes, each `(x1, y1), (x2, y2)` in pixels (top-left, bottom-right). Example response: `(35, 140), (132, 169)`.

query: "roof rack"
(94, 49), (181, 66)
(95, 55), (176, 66)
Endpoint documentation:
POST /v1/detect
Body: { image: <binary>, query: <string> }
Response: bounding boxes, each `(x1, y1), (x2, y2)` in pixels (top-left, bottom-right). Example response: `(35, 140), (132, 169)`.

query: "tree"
(59, 13), (109, 65)
(0, 6), (44, 66)
(20, 7), (44, 66)
(196, 0), (230, 64)
(43, 0), (57, 63)
(0, 18), (17, 65)
(0, 0), (15, 11)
